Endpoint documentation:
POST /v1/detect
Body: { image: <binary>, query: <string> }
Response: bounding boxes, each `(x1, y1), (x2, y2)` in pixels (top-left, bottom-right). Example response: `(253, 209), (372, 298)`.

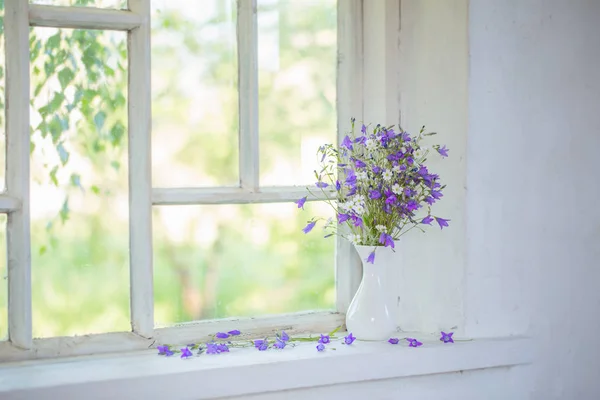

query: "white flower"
(357, 171), (368, 181)
(392, 165), (401, 173)
(353, 204), (365, 215)
(392, 183), (403, 195)
(375, 224), (387, 233)
(348, 234), (361, 245)
(400, 146), (407, 153)
(382, 170), (393, 181)
(365, 138), (377, 150)
(414, 149), (424, 159)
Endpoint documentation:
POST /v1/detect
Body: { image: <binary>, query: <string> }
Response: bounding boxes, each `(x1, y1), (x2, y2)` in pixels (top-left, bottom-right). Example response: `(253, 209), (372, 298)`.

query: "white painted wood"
(237, 0), (259, 191)
(0, 311), (343, 362)
(335, 0), (363, 314)
(29, 4), (142, 30)
(0, 195), (21, 213)
(127, 0), (154, 338)
(0, 332), (152, 362)
(0, 336), (533, 400)
(152, 186), (333, 205)
(154, 310), (344, 346)
(4, 0), (33, 350)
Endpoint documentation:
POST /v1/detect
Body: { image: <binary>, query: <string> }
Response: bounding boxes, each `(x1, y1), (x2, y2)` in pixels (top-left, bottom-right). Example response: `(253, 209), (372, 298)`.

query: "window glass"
(151, 0), (239, 188)
(0, 4), (5, 190)
(153, 202), (335, 326)
(258, 0), (337, 186)
(30, 28), (129, 338)
(0, 215), (6, 341)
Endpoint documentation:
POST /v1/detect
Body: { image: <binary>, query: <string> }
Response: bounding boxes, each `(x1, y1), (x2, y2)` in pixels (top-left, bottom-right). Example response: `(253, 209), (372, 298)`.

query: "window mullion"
(128, 0), (154, 338)
(237, 0), (259, 191)
(5, 0), (33, 349)
(335, 0), (364, 314)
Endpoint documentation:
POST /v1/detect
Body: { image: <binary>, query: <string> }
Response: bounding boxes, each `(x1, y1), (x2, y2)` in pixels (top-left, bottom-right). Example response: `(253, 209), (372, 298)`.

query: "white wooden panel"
(4, 0), (33, 350)
(29, 4), (142, 30)
(0, 311), (343, 362)
(0, 195), (21, 213)
(335, 0), (363, 314)
(152, 186), (333, 205)
(127, 0), (154, 338)
(0, 336), (534, 399)
(237, 0), (259, 190)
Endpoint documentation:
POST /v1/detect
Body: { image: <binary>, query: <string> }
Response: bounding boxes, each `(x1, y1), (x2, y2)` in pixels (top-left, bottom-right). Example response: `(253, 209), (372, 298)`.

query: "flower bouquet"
(296, 119), (450, 340)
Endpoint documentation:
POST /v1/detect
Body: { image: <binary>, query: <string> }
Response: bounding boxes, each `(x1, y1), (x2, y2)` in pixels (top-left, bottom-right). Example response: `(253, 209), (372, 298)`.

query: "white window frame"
(0, 0), (370, 361)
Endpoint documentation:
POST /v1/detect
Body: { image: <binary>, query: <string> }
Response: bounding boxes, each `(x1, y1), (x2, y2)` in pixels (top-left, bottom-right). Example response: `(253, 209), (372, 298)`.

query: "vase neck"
(353, 245), (395, 270)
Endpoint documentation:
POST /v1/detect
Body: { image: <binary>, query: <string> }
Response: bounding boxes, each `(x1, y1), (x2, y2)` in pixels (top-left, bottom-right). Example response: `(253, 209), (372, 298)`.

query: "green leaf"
(90, 185), (101, 195)
(59, 198), (70, 224)
(48, 116), (63, 144)
(48, 92), (65, 113)
(57, 68), (75, 91)
(46, 32), (61, 51)
(49, 166), (59, 186)
(56, 142), (69, 165)
(94, 111), (106, 131)
(109, 122), (125, 146)
(39, 246), (47, 256)
(70, 173), (82, 188)
(110, 160), (120, 171)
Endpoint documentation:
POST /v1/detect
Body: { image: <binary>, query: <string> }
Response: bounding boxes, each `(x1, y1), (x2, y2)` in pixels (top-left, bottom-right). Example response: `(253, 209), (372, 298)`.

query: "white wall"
(227, 0), (600, 398)
(466, 0), (600, 398)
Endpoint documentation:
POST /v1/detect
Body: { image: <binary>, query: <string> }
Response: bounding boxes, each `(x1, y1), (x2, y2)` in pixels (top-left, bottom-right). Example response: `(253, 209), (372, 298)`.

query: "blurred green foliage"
(0, 0), (336, 339)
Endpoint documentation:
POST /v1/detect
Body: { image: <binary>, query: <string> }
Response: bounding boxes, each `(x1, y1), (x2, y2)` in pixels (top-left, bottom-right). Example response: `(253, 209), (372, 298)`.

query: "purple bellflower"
(281, 331), (290, 342)
(157, 345), (169, 355)
(341, 135), (354, 150)
(216, 332), (229, 339)
(228, 330), (241, 336)
(180, 347), (193, 359)
(338, 213), (350, 223)
(255, 339), (269, 351)
(421, 215), (434, 225)
(335, 180), (341, 191)
(316, 343), (325, 352)
(435, 217), (450, 230)
(302, 221), (316, 234)
(369, 190), (381, 199)
(294, 197), (307, 210)
(440, 331), (454, 343)
(367, 251), (376, 264)
(206, 343), (219, 354)
(316, 181), (329, 188)
(344, 333), (356, 345)
(353, 158), (366, 168)
(388, 338), (400, 345)
(406, 338), (423, 348)
(274, 339), (286, 349)
(318, 334), (330, 344)
(217, 344), (230, 353)
(379, 233), (395, 248)
(437, 145), (449, 157)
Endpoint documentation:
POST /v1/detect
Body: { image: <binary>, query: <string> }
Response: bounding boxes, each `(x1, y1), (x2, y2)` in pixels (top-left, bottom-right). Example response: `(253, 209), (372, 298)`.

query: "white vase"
(346, 245), (397, 341)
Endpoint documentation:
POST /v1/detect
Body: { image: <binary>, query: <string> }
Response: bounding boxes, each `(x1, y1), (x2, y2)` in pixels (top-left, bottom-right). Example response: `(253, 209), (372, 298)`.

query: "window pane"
(153, 202), (334, 326)
(0, 5), (5, 190)
(0, 215), (6, 341)
(30, 28), (129, 338)
(151, 0), (238, 187)
(30, 0), (127, 8)
(258, 0), (337, 186)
